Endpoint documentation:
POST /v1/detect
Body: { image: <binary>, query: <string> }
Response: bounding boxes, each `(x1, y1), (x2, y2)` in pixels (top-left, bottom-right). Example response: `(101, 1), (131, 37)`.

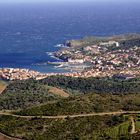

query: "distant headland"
(1, 33), (140, 81)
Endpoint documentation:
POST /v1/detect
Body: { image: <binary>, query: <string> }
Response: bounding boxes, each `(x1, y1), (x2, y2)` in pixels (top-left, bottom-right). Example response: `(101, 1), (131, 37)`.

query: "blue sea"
(0, 1), (140, 73)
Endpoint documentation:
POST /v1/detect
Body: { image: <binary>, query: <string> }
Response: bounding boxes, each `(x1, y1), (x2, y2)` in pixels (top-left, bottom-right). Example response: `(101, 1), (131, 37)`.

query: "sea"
(0, 1), (140, 73)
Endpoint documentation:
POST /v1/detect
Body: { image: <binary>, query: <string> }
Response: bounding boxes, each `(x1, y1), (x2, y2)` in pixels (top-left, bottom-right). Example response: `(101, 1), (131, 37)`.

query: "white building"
(68, 58), (84, 63)
(100, 41), (119, 47)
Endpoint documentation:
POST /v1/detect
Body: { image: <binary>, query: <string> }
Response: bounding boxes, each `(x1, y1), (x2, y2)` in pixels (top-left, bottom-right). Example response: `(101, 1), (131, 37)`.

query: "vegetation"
(0, 79), (61, 110)
(68, 33), (140, 47)
(1, 114), (140, 140)
(46, 86), (70, 98)
(40, 76), (140, 94)
(0, 114), (132, 140)
(134, 114), (140, 132)
(0, 76), (140, 110)
(0, 75), (140, 139)
(16, 93), (140, 116)
(1, 34), (140, 139)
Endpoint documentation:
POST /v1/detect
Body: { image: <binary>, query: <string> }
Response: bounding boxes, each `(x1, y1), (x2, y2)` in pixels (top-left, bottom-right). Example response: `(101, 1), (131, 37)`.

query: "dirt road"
(0, 111), (140, 139)
(130, 116), (137, 134)
(0, 111), (140, 119)
(0, 132), (21, 140)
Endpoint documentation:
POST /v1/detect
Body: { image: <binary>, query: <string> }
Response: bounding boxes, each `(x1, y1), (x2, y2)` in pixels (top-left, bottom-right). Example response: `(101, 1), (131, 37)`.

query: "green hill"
(0, 76), (140, 110)
(0, 79), (62, 110)
(0, 114), (130, 140)
(0, 76), (140, 139)
(40, 76), (140, 94)
(68, 33), (140, 47)
(0, 113), (140, 140)
(16, 93), (140, 116)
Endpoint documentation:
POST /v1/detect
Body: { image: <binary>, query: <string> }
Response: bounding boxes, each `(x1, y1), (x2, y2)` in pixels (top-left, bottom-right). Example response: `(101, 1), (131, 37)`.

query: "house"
(68, 58), (84, 64)
(100, 41), (119, 47)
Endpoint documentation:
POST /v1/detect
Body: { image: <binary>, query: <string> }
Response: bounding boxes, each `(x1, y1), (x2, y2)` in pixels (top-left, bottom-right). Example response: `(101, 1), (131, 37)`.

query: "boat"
(55, 44), (66, 48)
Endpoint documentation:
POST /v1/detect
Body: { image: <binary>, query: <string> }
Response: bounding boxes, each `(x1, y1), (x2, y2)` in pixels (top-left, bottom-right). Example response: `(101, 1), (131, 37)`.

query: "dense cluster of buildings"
(0, 39), (140, 81)
(54, 40), (140, 72)
(0, 66), (139, 81)
(0, 68), (58, 81)
(62, 68), (139, 79)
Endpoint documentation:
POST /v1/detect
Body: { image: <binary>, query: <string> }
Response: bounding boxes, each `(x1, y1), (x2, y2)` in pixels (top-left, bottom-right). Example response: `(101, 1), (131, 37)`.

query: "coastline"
(1, 33), (140, 81)
(0, 67), (139, 81)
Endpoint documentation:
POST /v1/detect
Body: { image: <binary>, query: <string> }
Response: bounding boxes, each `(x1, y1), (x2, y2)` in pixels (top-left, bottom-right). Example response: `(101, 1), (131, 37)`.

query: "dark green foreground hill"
(0, 79), (62, 110)
(1, 76), (140, 110)
(16, 93), (140, 116)
(0, 76), (140, 139)
(40, 76), (140, 94)
(0, 114), (140, 140)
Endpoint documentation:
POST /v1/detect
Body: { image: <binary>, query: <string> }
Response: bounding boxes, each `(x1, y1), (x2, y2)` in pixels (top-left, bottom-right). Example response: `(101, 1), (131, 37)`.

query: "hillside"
(0, 76), (140, 139)
(67, 33), (140, 47)
(46, 86), (69, 98)
(0, 113), (140, 140)
(16, 93), (140, 116)
(40, 76), (140, 94)
(0, 76), (140, 110)
(0, 80), (7, 94)
(0, 79), (63, 110)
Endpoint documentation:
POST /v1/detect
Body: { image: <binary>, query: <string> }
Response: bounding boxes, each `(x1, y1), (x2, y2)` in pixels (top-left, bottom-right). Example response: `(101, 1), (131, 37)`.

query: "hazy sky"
(0, 0), (134, 3)
(0, 0), (138, 4)
(0, 0), (88, 3)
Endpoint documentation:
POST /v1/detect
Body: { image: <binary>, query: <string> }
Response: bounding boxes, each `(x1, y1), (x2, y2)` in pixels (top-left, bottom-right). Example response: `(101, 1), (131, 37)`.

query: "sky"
(0, 0), (87, 3)
(0, 0), (135, 3)
(0, 0), (139, 4)
(0, 0), (92, 2)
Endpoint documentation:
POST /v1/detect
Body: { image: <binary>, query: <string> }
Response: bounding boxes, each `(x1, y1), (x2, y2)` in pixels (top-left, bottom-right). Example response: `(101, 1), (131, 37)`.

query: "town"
(0, 67), (140, 81)
(0, 68), (55, 81)
(54, 40), (140, 71)
(53, 35), (140, 77)
(1, 34), (140, 81)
